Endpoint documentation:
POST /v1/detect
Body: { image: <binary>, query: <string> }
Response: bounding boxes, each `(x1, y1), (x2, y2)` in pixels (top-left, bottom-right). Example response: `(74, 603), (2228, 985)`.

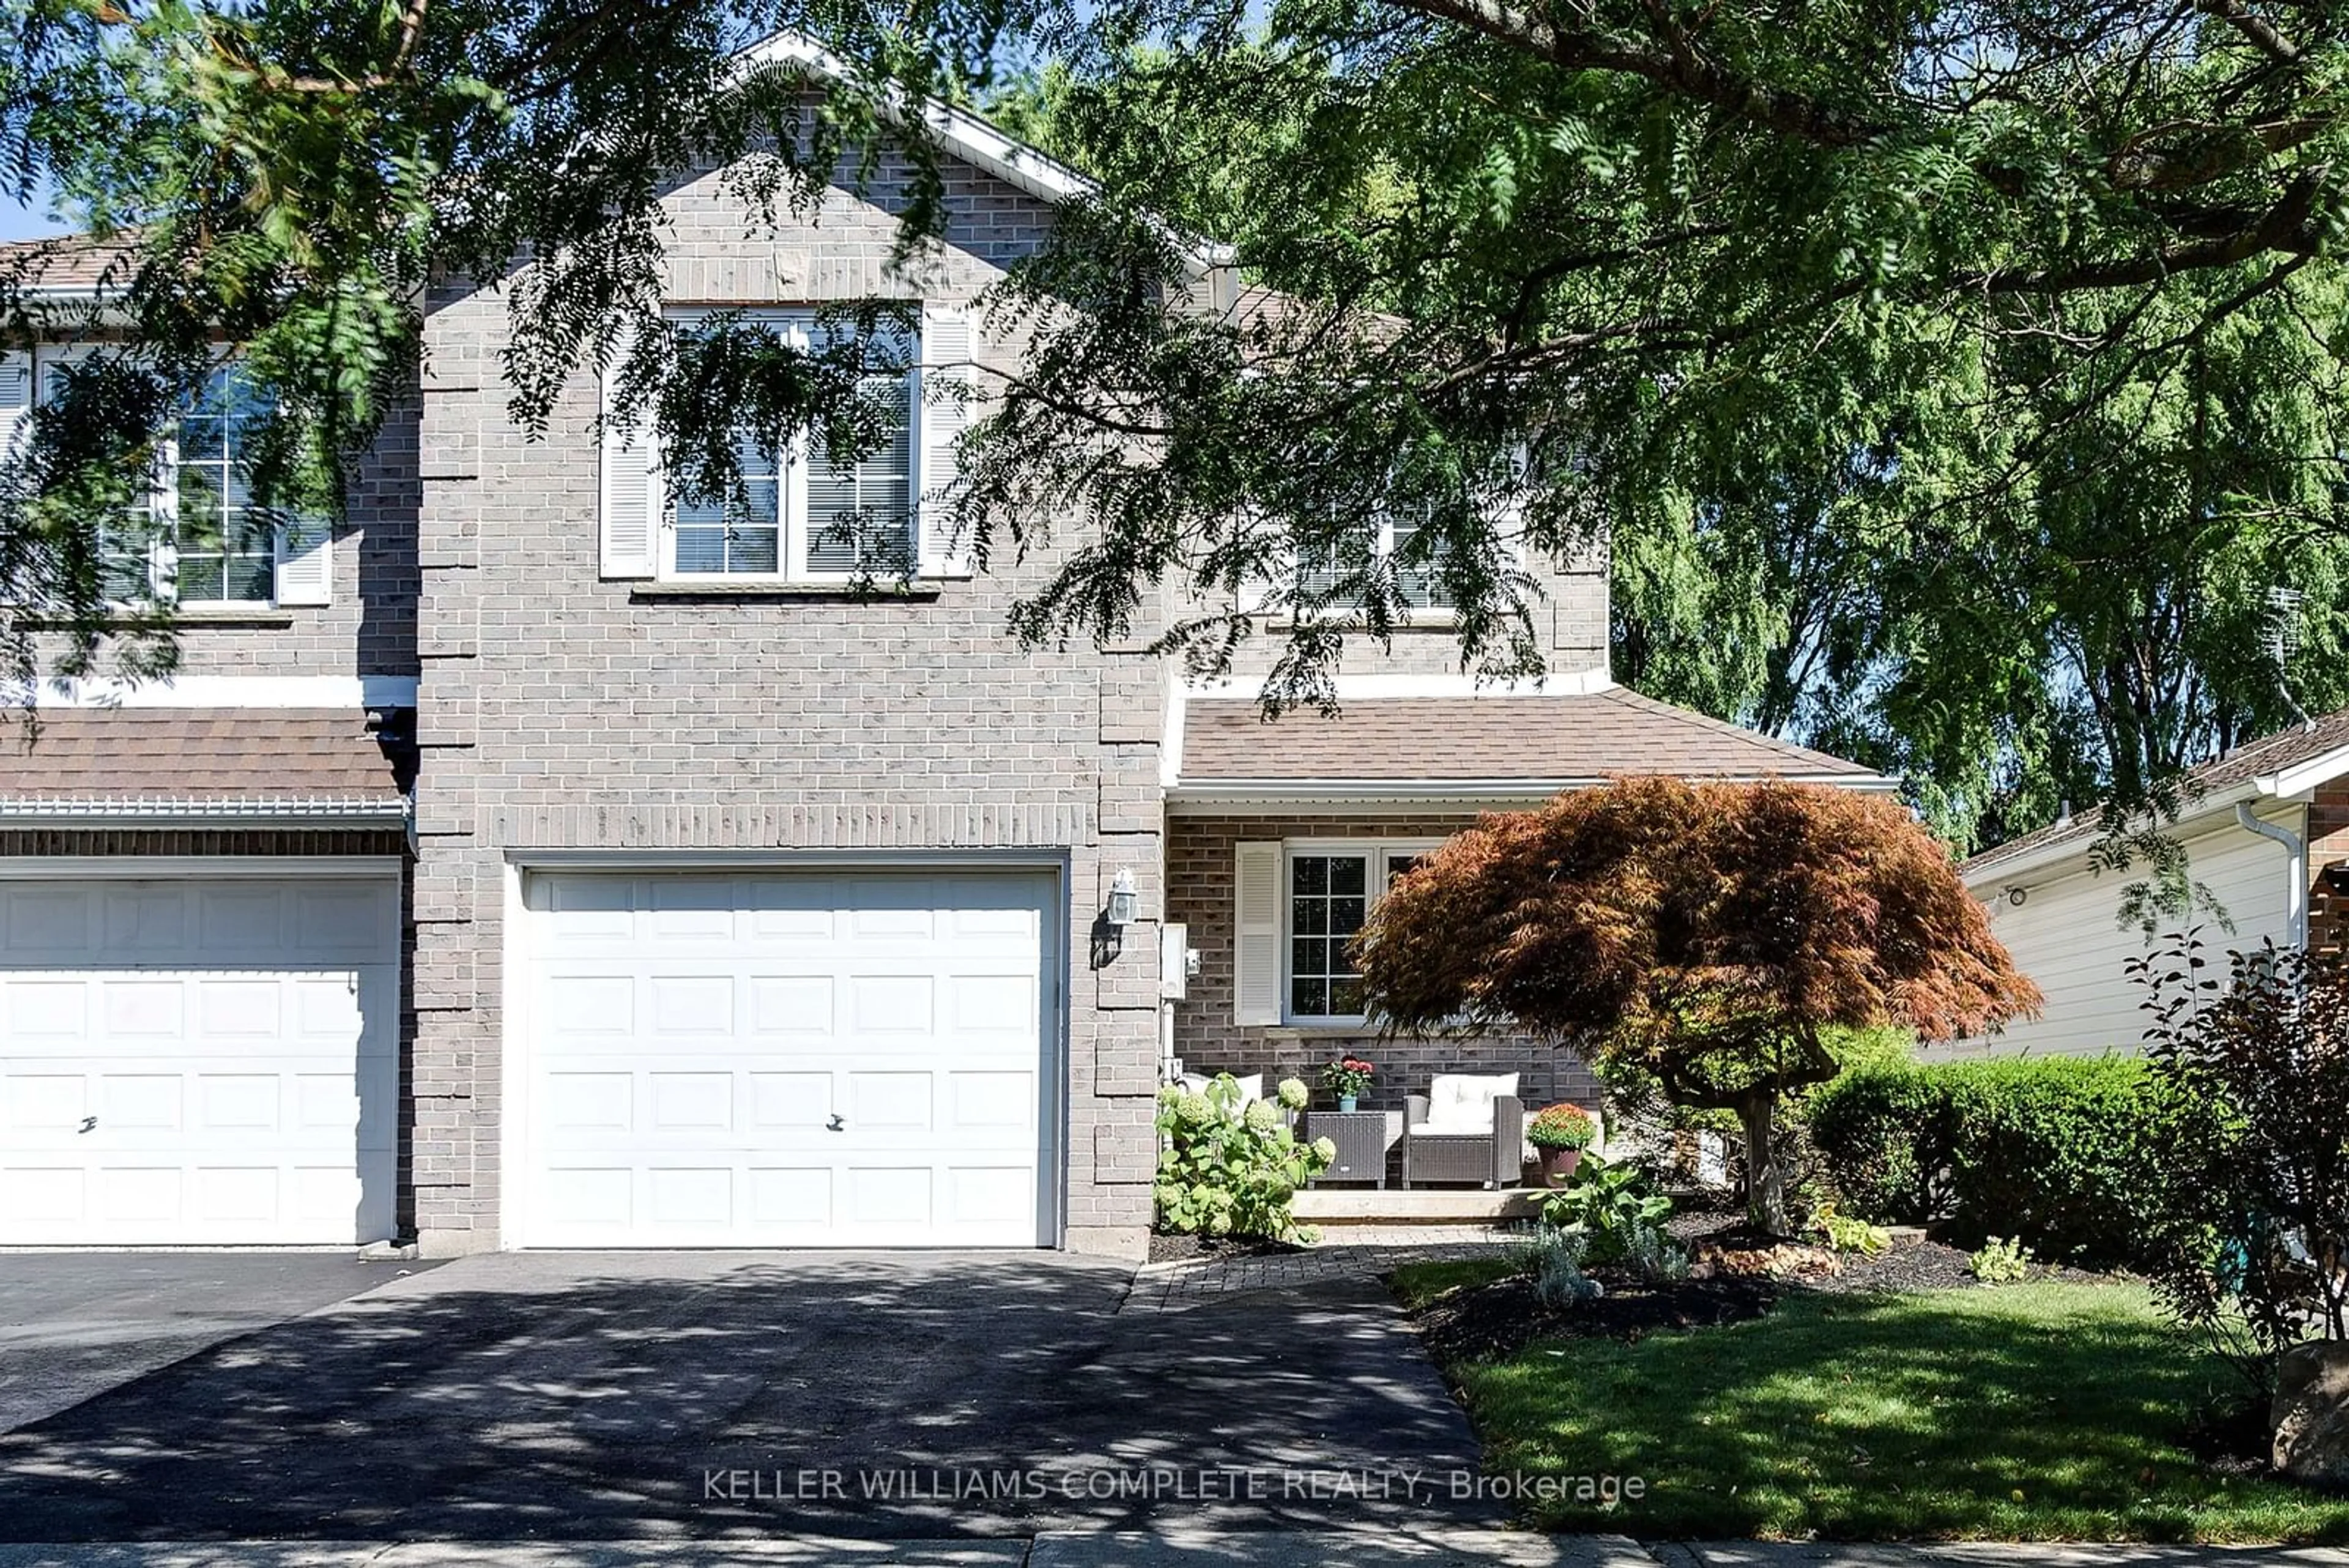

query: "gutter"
(2236, 801), (2309, 954)
(0, 796), (409, 830)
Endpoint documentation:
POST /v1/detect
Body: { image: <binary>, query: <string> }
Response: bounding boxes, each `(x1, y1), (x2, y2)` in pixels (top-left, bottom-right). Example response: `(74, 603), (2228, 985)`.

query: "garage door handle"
(78, 1116), (95, 1134)
(826, 1114), (844, 1132)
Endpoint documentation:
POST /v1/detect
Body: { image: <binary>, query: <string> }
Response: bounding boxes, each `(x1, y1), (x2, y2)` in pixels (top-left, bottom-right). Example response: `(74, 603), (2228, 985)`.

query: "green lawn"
(1391, 1264), (2349, 1543)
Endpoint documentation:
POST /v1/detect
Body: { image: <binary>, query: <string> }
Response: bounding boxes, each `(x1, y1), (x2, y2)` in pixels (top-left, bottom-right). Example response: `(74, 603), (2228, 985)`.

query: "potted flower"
(1527, 1103), (1598, 1185)
(1321, 1056), (1375, 1112)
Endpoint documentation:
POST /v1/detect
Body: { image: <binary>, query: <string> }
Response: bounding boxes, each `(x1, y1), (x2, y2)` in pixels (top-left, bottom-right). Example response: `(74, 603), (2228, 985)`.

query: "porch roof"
(0, 708), (408, 826)
(1168, 686), (1893, 808)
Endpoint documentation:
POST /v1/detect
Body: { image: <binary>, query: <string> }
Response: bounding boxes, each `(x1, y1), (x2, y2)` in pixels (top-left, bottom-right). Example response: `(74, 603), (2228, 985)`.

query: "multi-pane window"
(662, 315), (916, 581)
(1285, 843), (1440, 1022)
(44, 359), (299, 608)
(171, 369), (278, 603)
(673, 434), (782, 576)
(805, 373), (915, 576)
(1288, 852), (1369, 1020)
(1295, 509), (1452, 611)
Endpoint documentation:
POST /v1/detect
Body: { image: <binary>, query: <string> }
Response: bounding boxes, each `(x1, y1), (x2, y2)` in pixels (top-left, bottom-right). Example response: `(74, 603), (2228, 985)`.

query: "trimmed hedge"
(1807, 1055), (2191, 1269)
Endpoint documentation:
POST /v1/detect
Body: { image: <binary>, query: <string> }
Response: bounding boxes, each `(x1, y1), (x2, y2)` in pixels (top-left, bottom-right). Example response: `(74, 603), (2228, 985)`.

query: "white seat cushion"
(1421, 1072), (1518, 1134)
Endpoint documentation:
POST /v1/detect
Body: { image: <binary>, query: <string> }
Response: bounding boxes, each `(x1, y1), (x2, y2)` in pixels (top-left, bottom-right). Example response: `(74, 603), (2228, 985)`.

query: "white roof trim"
(1961, 778), (2286, 889)
(1181, 669), (1617, 702)
(28, 675), (417, 709)
(2264, 739), (2349, 801)
(740, 33), (1234, 271)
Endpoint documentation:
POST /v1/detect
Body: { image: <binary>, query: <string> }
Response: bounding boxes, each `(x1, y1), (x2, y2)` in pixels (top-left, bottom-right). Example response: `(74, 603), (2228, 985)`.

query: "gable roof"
(1170, 686), (1893, 806)
(1963, 707), (2349, 878)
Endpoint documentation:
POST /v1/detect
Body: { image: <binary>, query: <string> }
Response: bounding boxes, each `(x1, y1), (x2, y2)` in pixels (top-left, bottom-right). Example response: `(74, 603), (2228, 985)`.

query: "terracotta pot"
(1537, 1145), (1586, 1186)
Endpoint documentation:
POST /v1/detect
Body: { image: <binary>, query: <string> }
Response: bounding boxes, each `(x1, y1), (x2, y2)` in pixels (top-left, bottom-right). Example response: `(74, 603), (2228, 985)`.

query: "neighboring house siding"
(1165, 812), (1601, 1111)
(408, 154), (1165, 1255)
(1939, 802), (2307, 1060)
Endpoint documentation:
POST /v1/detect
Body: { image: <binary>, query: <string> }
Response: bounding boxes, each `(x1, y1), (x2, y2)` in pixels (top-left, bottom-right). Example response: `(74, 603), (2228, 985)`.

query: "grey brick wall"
(408, 153), (1163, 1258)
(1165, 812), (1600, 1117)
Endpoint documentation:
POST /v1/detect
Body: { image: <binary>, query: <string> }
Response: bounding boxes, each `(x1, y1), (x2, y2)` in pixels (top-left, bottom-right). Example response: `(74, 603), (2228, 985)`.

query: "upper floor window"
(661, 314), (915, 583)
(32, 356), (330, 609)
(1293, 505), (1454, 614)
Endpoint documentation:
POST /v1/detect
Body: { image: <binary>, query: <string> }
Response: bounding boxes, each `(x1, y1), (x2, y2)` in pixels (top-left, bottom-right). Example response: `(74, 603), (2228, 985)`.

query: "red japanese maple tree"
(1355, 776), (2040, 1234)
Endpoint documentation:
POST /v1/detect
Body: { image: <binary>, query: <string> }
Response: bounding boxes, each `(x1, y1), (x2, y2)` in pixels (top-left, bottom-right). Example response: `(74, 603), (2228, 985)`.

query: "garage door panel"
(0, 877), (398, 1246)
(522, 869), (1057, 1247)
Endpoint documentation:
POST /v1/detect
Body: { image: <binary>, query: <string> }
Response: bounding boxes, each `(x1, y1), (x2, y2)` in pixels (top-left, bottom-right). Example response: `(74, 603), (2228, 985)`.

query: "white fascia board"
(2263, 741), (2349, 801)
(29, 675), (418, 709)
(1181, 669), (1617, 702)
(1961, 778), (2277, 891)
(1160, 672), (1188, 790)
(737, 33), (1234, 273)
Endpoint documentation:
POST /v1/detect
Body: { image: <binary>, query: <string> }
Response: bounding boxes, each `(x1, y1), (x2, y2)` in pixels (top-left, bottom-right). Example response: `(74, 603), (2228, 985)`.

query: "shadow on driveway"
(0, 1250), (1496, 1540)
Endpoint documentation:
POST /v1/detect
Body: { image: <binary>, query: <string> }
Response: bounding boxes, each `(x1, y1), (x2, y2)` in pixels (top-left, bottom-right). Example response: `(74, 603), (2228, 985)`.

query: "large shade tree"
(1354, 776), (2041, 1233)
(5, 2), (2349, 852)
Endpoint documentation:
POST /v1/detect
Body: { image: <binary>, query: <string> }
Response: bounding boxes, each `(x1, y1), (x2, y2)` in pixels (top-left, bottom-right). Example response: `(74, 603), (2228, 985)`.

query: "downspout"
(2236, 801), (2309, 954)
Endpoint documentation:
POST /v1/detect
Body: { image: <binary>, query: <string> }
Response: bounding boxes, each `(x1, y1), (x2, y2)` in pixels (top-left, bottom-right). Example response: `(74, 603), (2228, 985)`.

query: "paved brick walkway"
(1121, 1225), (1522, 1313)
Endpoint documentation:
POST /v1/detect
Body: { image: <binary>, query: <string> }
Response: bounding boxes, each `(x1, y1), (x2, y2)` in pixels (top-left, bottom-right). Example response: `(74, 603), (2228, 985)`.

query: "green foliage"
(1811, 1201), (1890, 1258)
(1152, 1074), (1331, 1241)
(1970, 1236), (2035, 1284)
(1540, 1153), (1679, 1273)
(2136, 934), (2349, 1393)
(1522, 1223), (1602, 1309)
(1808, 1055), (2192, 1268)
(972, 6), (2349, 850)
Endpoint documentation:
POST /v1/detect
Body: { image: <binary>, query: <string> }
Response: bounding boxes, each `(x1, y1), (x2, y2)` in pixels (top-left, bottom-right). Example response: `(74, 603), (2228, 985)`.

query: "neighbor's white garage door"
(0, 874), (400, 1246)
(519, 869), (1059, 1247)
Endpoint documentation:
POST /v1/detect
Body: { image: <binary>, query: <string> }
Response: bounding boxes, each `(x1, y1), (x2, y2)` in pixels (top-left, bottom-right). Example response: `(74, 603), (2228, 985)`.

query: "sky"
(0, 182), (71, 242)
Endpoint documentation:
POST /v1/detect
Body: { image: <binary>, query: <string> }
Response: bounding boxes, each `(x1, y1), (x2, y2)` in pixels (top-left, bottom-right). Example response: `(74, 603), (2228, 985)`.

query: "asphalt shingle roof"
(1175, 688), (1882, 784)
(1963, 707), (2349, 874)
(0, 708), (404, 808)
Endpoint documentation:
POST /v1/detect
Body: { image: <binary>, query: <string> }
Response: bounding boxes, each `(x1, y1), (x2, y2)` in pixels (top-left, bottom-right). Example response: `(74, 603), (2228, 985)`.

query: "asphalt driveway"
(0, 1250), (1495, 1540)
(0, 1252), (433, 1436)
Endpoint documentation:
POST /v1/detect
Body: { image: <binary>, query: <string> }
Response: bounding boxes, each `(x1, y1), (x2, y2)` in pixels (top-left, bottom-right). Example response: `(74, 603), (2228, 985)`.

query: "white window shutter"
(0, 352), (31, 466)
(1234, 841), (1285, 1025)
(273, 515), (333, 605)
(599, 365), (661, 579)
(915, 303), (973, 578)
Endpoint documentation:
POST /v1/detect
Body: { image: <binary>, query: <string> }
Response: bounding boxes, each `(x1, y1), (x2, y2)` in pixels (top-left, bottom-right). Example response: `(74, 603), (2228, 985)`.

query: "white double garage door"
(0, 865), (1061, 1249)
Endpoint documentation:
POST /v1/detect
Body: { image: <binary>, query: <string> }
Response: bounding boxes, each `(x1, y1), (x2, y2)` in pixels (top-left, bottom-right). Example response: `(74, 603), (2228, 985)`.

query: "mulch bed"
(1146, 1232), (1307, 1265)
(1406, 1217), (2121, 1364)
(1414, 1268), (1778, 1365)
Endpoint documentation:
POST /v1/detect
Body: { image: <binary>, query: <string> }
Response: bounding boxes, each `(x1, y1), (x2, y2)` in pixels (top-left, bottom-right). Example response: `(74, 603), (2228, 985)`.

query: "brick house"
(1953, 707), (2349, 1060)
(0, 50), (1890, 1258)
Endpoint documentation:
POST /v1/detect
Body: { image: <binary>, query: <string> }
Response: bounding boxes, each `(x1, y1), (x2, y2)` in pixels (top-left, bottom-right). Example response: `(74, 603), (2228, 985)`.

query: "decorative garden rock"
(2272, 1339), (2349, 1483)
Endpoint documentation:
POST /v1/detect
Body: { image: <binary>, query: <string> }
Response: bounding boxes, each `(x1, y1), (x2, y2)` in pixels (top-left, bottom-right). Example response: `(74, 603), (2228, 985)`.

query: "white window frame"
(34, 347), (291, 610)
(1282, 838), (1445, 1025)
(656, 313), (919, 586)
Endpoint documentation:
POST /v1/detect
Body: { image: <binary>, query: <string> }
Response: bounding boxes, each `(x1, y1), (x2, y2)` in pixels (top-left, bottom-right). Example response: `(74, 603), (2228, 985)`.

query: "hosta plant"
(1154, 1074), (1330, 1241)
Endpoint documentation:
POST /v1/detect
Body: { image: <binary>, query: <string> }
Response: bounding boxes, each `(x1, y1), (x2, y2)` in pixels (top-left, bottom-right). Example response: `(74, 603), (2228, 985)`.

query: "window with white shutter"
(31, 353), (326, 609)
(1236, 839), (1443, 1027)
(639, 309), (926, 584)
(915, 304), (973, 576)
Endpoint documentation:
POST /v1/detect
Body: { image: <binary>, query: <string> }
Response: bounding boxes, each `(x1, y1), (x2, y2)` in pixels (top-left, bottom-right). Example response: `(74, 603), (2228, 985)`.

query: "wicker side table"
(1303, 1109), (1389, 1188)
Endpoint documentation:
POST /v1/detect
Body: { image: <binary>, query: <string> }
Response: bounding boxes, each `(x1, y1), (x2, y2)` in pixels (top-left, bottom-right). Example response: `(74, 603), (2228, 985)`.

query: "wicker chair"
(1401, 1079), (1524, 1188)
